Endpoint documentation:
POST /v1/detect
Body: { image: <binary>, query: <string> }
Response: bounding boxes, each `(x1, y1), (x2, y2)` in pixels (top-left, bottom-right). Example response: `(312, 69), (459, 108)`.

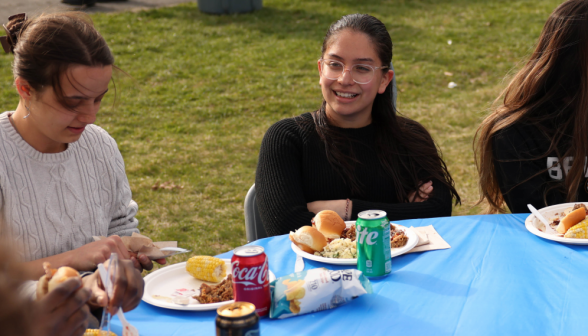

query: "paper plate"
(291, 222), (419, 265)
(525, 202), (588, 245)
(142, 259), (275, 311)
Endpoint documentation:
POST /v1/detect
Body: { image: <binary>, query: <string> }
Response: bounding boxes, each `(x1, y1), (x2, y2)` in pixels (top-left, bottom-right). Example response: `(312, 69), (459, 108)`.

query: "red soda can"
(231, 245), (271, 317)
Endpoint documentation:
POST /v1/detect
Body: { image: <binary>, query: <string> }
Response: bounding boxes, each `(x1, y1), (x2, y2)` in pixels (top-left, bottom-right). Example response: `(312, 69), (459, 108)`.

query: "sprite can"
(356, 210), (391, 278)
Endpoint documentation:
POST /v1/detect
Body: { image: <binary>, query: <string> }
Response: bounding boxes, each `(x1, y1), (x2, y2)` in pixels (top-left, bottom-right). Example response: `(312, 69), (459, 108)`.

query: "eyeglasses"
(319, 59), (389, 84)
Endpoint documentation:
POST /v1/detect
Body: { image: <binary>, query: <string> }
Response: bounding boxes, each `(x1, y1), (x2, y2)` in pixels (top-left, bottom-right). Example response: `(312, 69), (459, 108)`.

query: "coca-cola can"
(231, 245), (270, 317)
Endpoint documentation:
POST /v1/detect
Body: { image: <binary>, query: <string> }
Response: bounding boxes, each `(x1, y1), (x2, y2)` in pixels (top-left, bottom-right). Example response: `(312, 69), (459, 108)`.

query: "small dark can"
(216, 302), (260, 336)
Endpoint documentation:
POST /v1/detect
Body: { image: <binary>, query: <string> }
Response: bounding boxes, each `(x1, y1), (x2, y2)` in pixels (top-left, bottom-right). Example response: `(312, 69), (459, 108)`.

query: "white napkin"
(406, 225), (451, 253)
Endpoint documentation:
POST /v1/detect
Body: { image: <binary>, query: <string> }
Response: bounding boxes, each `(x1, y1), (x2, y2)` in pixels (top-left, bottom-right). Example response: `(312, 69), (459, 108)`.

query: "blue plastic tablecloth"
(111, 214), (588, 335)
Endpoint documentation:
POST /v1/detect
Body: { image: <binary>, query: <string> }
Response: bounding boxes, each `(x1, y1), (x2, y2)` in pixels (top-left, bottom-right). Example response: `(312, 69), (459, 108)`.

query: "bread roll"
(312, 210), (346, 239)
(289, 226), (327, 253)
(36, 263), (81, 299)
(556, 207), (586, 234)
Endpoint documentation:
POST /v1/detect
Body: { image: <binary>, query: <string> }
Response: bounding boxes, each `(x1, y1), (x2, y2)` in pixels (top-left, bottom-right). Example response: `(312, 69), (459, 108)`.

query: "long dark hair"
(2, 12), (115, 109)
(313, 14), (460, 204)
(475, 0), (588, 213)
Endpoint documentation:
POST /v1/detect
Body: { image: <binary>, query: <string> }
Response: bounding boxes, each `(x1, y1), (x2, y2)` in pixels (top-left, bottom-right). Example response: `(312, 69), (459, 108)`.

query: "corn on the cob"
(83, 329), (117, 336)
(186, 256), (226, 282)
(564, 219), (588, 238)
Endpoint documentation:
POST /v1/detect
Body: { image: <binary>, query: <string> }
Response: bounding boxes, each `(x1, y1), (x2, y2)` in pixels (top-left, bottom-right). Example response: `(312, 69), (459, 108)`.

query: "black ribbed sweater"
(255, 113), (453, 236)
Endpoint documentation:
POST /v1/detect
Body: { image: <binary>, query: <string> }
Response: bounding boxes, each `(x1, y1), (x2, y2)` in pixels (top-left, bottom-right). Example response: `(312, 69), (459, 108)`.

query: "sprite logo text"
(357, 226), (379, 245)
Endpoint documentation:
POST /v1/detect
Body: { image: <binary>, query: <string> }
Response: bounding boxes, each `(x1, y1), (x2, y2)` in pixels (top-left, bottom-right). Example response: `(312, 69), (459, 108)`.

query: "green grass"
(0, 0), (563, 270)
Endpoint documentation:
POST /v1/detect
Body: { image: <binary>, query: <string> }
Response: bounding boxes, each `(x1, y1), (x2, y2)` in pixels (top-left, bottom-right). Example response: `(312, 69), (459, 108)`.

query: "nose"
(76, 105), (98, 125)
(338, 68), (354, 85)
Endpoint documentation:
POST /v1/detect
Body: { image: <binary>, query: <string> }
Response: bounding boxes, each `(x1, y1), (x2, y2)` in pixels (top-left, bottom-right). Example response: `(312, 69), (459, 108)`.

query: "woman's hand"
(307, 199), (352, 220)
(408, 181), (433, 203)
(65, 236), (131, 272)
(33, 278), (91, 336)
(84, 259), (144, 314)
(130, 255), (167, 273)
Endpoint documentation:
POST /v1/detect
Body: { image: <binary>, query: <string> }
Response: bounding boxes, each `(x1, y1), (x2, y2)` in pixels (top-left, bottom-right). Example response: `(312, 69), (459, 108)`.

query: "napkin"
(93, 232), (178, 260)
(406, 225), (450, 253)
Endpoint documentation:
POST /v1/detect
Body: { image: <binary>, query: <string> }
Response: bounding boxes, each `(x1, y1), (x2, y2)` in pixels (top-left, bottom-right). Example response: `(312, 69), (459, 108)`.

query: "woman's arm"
(307, 181), (434, 218)
(105, 134), (165, 270)
(349, 178), (453, 220)
(256, 119), (317, 236)
(21, 236), (131, 279)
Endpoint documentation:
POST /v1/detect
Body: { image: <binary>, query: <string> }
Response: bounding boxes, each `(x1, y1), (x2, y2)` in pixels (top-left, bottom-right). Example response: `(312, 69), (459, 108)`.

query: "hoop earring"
(23, 105), (30, 119)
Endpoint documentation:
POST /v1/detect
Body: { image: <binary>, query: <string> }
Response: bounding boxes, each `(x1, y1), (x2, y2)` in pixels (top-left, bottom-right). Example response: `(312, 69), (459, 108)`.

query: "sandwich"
(289, 226), (327, 253)
(311, 210), (346, 240)
(36, 262), (81, 299)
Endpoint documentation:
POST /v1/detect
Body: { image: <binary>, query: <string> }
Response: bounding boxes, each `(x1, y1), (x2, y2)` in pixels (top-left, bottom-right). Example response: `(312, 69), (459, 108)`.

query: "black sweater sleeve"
(350, 178), (453, 220)
(255, 119), (316, 236)
(493, 125), (566, 213)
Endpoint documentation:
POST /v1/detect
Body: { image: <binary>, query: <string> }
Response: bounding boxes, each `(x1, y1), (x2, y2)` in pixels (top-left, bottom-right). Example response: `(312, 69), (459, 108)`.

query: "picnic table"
(111, 213), (588, 335)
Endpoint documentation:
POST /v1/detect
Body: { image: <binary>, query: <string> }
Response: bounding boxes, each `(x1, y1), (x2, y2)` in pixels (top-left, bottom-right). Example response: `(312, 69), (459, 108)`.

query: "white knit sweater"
(0, 112), (139, 262)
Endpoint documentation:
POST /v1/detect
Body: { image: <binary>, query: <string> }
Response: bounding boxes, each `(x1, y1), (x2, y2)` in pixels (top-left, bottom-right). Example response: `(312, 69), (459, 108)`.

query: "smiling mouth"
(334, 91), (359, 98)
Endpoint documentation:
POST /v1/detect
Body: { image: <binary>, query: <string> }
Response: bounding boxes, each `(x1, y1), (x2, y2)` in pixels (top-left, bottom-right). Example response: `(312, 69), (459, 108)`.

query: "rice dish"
(314, 238), (356, 259)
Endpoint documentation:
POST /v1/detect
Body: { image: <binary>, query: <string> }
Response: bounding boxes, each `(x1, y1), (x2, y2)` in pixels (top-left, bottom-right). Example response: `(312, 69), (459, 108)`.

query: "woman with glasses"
(256, 14), (460, 236)
(476, 0), (588, 213)
(0, 12), (164, 278)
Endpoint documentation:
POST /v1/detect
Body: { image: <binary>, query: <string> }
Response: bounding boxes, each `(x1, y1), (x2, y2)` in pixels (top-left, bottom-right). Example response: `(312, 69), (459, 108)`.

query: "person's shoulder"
(397, 116), (434, 143)
(265, 112), (314, 137)
(493, 121), (548, 159)
(493, 121), (547, 147)
(83, 124), (115, 139)
(78, 124), (120, 156)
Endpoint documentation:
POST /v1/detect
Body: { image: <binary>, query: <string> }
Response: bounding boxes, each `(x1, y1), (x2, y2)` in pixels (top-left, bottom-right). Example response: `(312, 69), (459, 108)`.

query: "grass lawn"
(0, 0), (563, 269)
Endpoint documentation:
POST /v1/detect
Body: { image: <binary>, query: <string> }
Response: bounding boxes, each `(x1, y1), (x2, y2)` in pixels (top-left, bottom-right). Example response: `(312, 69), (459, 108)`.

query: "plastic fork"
(98, 255), (140, 336)
(158, 247), (191, 257)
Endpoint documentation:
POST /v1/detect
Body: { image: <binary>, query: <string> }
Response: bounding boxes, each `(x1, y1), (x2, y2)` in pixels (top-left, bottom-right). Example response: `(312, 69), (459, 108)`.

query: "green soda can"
(356, 210), (391, 278)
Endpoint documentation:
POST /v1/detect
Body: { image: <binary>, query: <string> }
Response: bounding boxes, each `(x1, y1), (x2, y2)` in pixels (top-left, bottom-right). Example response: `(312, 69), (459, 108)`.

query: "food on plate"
(186, 256), (227, 282)
(193, 275), (234, 304)
(289, 226), (327, 253)
(564, 219), (588, 238)
(311, 210), (346, 239)
(391, 231), (409, 248)
(390, 224), (408, 248)
(294, 220), (410, 259)
(556, 207), (587, 234)
(36, 262), (81, 299)
(314, 238), (357, 259)
(269, 268), (372, 319)
(340, 225), (356, 240)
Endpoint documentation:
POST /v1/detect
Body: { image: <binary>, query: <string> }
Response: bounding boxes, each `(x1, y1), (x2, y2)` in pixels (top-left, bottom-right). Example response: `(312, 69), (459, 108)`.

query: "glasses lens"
(351, 64), (374, 84)
(322, 60), (343, 80)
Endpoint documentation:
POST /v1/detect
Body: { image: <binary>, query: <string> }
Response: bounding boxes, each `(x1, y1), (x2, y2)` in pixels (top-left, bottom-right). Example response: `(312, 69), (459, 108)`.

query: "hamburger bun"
(557, 207), (587, 234)
(289, 226), (327, 253)
(36, 263), (81, 299)
(312, 210), (346, 239)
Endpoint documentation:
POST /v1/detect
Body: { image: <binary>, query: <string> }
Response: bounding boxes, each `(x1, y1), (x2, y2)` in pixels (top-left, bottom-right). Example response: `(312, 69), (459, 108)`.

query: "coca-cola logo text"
(232, 258), (268, 286)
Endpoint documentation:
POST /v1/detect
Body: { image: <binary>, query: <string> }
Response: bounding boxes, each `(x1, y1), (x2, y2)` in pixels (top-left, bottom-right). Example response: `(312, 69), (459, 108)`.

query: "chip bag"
(269, 268), (372, 319)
